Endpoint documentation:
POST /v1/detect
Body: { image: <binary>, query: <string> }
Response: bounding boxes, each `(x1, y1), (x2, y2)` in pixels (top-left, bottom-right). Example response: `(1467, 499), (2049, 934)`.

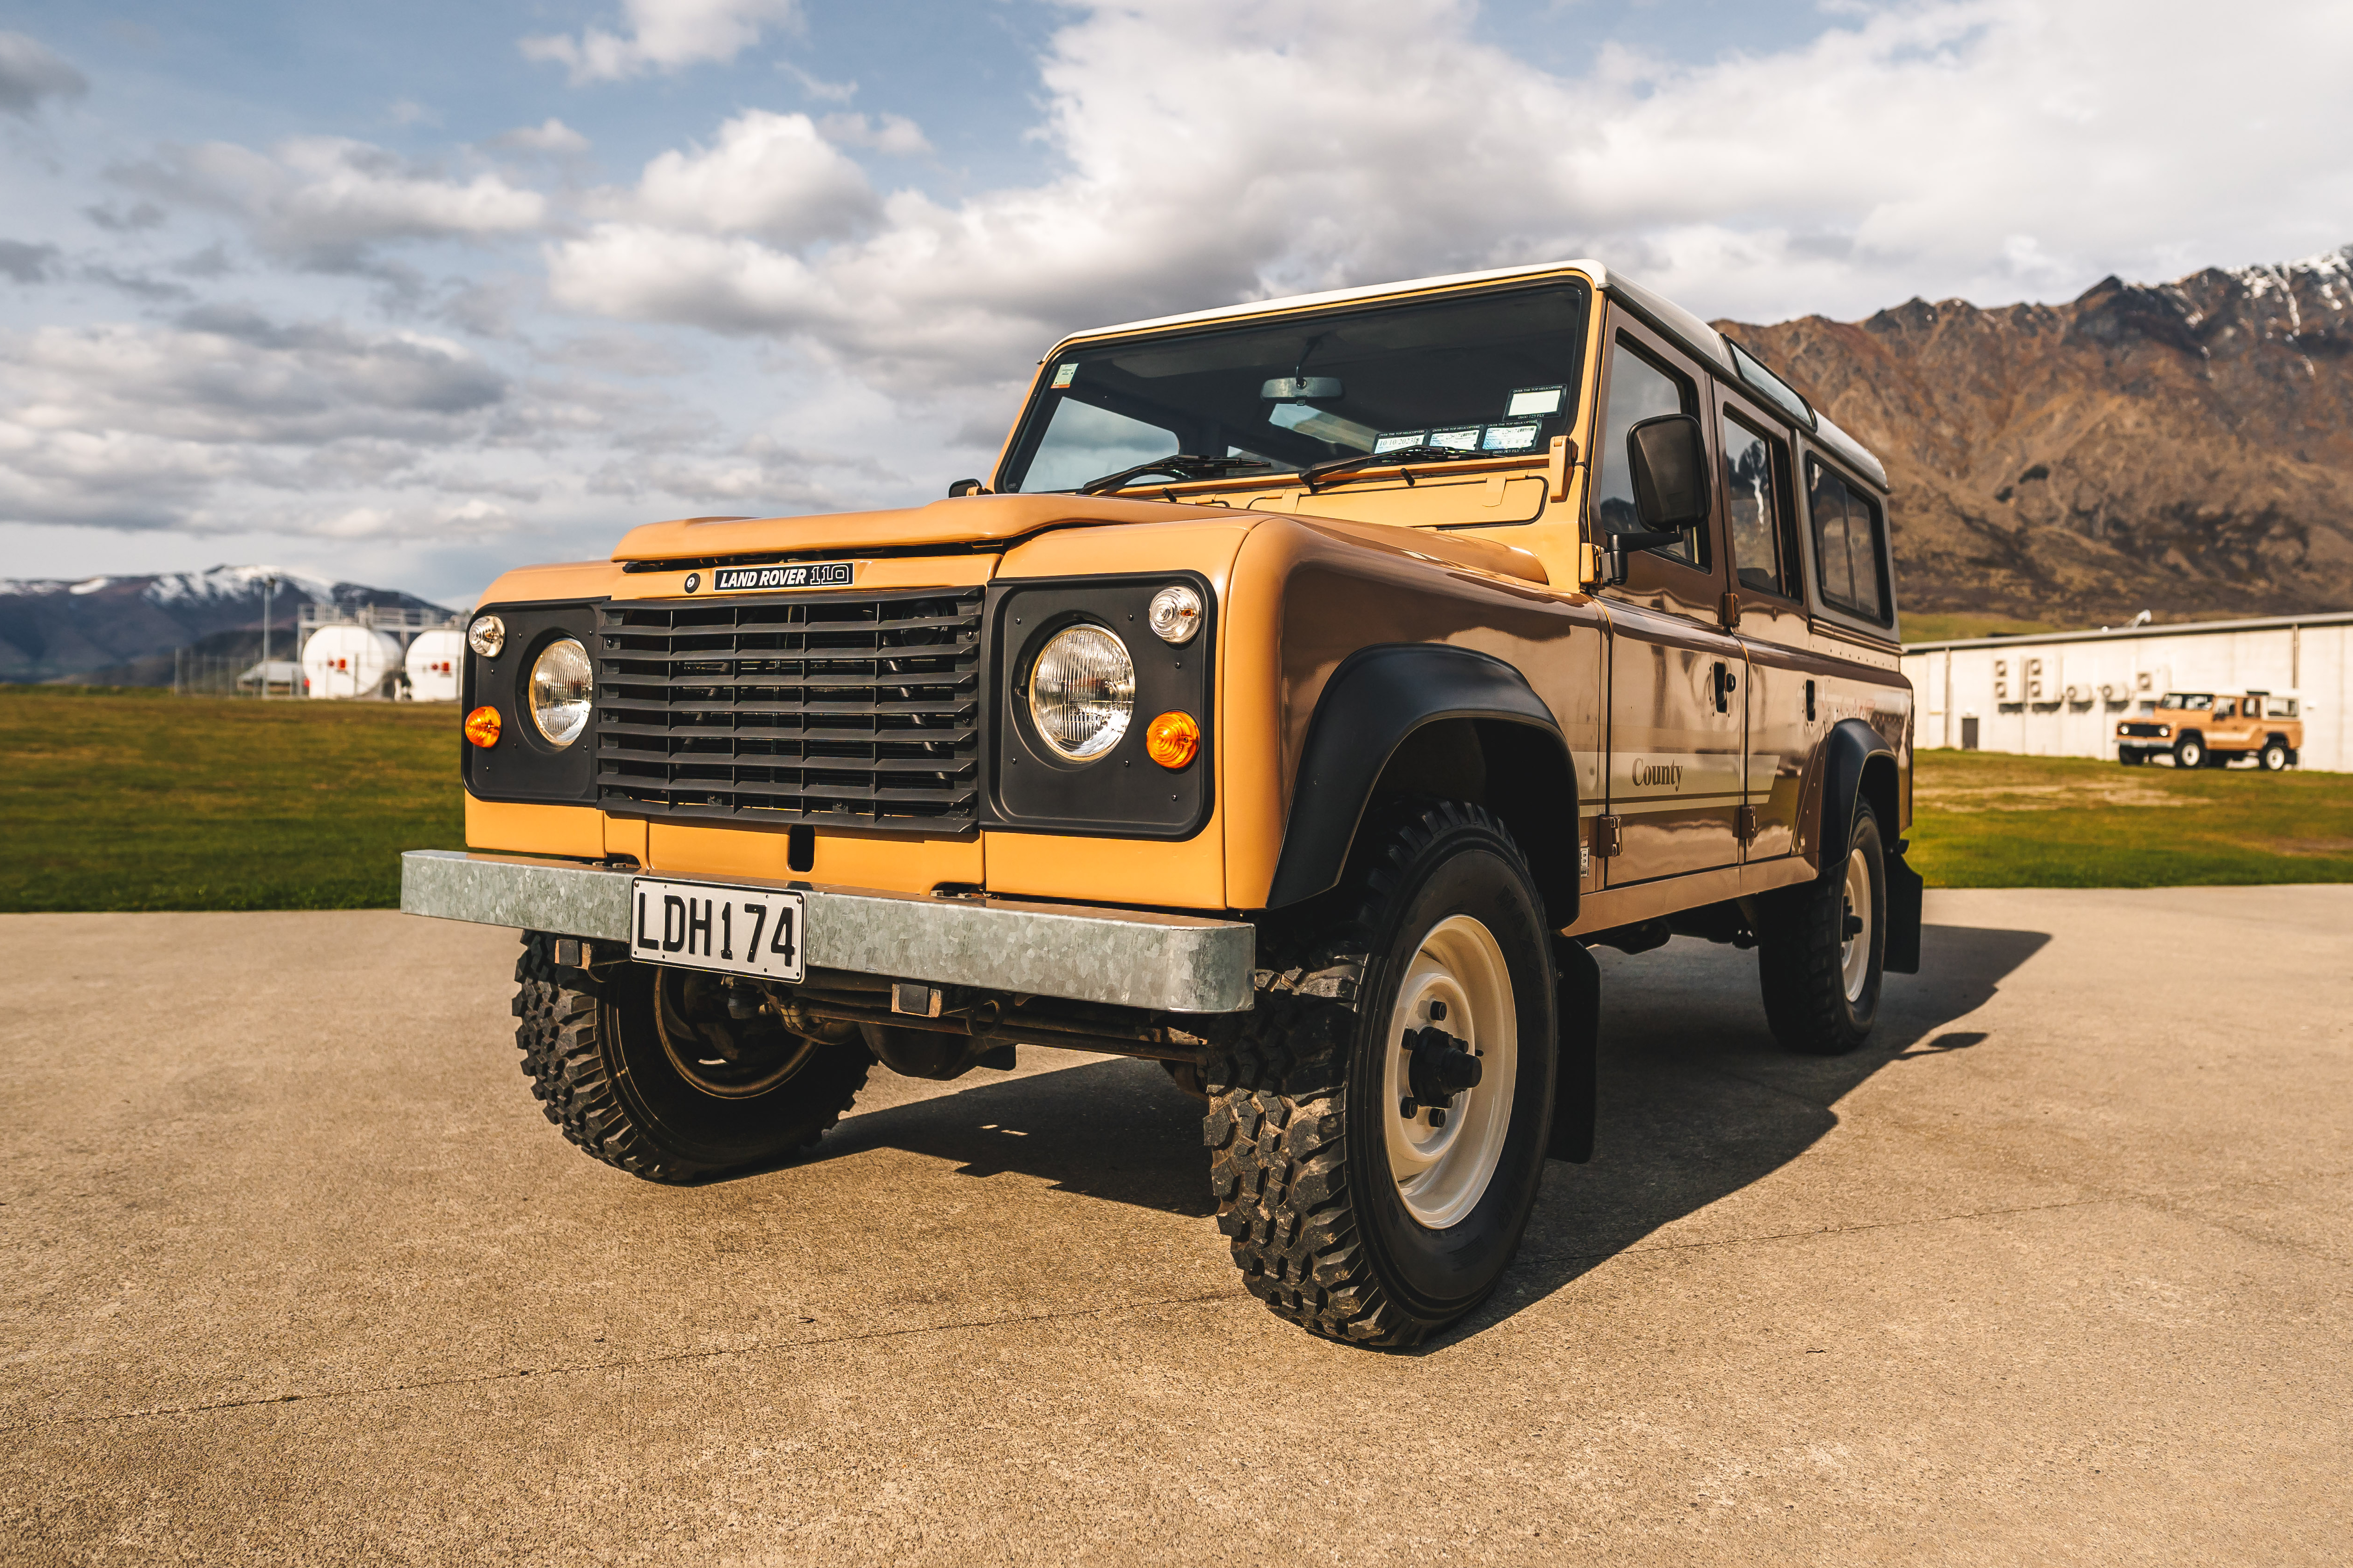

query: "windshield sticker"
(1481, 421), (1542, 452)
(1374, 430), (1428, 454)
(1429, 427), (1482, 451)
(713, 562), (853, 592)
(1050, 362), (1078, 389)
(1506, 384), (1565, 417)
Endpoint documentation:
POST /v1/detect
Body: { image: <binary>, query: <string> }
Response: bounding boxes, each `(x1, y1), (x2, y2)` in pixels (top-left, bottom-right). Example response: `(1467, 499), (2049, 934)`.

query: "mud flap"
(1548, 936), (1599, 1162)
(1885, 845), (1923, 975)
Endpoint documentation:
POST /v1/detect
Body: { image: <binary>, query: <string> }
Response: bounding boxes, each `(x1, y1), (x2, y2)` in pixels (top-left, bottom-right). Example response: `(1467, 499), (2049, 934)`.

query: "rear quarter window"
(1805, 457), (1891, 624)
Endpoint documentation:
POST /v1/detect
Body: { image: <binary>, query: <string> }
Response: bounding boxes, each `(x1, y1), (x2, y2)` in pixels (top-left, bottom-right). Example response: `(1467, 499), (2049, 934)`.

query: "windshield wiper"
(1299, 444), (1481, 492)
(1077, 455), (1273, 495)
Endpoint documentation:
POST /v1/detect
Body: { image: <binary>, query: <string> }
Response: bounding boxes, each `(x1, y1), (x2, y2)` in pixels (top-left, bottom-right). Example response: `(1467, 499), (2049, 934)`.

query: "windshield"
(2163, 693), (2214, 710)
(997, 283), (1589, 494)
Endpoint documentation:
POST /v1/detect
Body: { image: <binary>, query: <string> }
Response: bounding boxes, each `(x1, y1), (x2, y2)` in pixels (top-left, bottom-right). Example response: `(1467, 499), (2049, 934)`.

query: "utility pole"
(260, 573), (278, 700)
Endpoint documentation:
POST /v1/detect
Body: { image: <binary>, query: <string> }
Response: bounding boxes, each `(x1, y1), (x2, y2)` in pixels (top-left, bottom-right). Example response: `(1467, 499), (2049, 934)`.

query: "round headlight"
(1147, 584), (1203, 645)
(1028, 625), (1134, 761)
(529, 638), (593, 748)
(468, 614), (506, 658)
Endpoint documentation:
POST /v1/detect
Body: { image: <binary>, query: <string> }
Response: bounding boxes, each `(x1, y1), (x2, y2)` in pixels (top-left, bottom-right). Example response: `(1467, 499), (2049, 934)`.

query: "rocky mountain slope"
(0, 566), (452, 683)
(1720, 246), (2353, 628)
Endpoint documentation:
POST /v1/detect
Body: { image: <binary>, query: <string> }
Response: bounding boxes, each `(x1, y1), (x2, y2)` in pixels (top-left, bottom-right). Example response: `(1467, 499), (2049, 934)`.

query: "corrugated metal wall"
(1900, 614), (2353, 771)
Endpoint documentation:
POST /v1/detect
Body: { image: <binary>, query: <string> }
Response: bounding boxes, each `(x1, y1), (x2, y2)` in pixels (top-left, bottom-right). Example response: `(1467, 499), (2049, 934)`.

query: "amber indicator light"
(1144, 710), (1199, 770)
(464, 706), (502, 748)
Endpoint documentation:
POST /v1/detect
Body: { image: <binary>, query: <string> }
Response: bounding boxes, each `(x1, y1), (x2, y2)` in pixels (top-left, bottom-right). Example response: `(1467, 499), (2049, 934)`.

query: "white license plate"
(628, 878), (807, 982)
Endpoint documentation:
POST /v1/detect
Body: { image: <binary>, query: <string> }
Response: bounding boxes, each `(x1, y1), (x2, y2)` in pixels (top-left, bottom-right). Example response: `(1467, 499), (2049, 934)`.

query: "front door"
(1591, 311), (1744, 880)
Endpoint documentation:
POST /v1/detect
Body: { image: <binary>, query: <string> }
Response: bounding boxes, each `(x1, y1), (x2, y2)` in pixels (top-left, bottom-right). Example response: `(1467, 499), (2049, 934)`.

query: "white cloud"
(491, 117), (592, 156)
(117, 136), (547, 264)
(545, 0), (2353, 390)
(0, 310), (519, 531)
(818, 111), (930, 156)
(612, 110), (878, 242)
(0, 32), (85, 117)
(522, 0), (801, 85)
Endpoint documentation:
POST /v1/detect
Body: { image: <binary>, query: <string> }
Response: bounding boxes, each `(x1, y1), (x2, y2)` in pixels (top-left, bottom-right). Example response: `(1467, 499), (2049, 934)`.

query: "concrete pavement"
(3, 887), (2348, 1564)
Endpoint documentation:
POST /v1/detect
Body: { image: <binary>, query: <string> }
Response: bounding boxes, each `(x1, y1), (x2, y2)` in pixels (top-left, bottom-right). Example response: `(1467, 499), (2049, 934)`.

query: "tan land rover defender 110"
(404, 260), (1921, 1347)
(2118, 691), (2302, 770)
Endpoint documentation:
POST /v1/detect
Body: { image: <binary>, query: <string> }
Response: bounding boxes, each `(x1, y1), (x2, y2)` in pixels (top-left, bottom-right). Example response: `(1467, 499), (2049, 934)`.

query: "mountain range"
(1721, 245), (2353, 630)
(0, 566), (453, 684)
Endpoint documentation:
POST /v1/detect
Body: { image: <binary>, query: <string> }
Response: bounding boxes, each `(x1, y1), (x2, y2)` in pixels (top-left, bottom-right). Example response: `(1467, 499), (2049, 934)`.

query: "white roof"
(1059, 258), (1889, 490)
(1903, 608), (2353, 654)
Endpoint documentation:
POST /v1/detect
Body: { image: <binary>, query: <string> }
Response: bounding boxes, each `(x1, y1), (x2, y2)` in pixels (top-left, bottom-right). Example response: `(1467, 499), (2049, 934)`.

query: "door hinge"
(1592, 814), (1623, 858)
(1736, 805), (1759, 842)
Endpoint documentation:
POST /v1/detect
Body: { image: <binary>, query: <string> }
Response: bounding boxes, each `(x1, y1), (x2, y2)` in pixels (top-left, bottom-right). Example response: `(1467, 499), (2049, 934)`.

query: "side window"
(1720, 410), (1789, 597)
(1592, 337), (1704, 568)
(1806, 458), (1890, 622)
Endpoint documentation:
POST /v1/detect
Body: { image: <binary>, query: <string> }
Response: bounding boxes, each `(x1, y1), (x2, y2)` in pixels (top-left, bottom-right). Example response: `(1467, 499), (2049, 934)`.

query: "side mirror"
(1597, 413), (1708, 586)
(1627, 413), (1708, 531)
(947, 478), (986, 497)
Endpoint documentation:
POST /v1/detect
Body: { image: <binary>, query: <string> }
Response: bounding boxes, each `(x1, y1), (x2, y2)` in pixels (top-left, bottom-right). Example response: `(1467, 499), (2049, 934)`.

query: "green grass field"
(1907, 748), (2353, 887)
(0, 686), (463, 912)
(4, 689), (2349, 911)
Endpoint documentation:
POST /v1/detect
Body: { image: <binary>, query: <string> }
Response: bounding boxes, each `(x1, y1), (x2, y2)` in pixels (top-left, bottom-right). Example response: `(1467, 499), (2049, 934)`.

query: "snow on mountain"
(0, 565), (453, 683)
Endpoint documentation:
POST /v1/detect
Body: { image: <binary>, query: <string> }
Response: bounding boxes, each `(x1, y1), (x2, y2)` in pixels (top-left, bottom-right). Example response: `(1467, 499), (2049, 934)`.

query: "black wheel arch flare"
(1263, 643), (1581, 921)
(1819, 716), (1919, 975)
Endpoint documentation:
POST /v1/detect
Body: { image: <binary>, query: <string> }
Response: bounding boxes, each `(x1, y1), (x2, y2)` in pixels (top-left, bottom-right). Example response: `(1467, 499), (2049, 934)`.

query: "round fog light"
(529, 638), (593, 748)
(1146, 584), (1203, 645)
(463, 706), (502, 748)
(468, 615), (506, 658)
(1144, 710), (1200, 770)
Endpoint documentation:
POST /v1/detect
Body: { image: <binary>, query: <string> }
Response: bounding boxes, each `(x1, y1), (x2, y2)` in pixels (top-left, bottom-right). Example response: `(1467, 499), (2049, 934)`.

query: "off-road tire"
(2261, 739), (2291, 772)
(2173, 735), (2206, 770)
(1202, 800), (1557, 1348)
(1755, 798), (1887, 1056)
(512, 933), (870, 1182)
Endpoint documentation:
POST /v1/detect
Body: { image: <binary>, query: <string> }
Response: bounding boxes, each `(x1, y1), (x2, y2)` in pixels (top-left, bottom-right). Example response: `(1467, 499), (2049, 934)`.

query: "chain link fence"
(171, 648), (303, 696)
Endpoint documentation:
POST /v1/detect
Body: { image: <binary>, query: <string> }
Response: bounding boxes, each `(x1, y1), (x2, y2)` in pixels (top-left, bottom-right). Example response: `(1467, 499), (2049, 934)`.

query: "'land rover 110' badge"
(713, 562), (853, 591)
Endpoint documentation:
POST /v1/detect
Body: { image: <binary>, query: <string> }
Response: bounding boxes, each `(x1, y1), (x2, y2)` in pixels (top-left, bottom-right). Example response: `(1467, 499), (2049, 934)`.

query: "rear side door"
(1714, 383), (1811, 861)
(1592, 311), (1746, 882)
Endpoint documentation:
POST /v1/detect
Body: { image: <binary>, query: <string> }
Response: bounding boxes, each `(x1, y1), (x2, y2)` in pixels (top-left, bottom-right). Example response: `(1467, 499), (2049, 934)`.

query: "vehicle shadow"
(1440, 918), (2050, 1347)
(789, 920), (2049, 1337)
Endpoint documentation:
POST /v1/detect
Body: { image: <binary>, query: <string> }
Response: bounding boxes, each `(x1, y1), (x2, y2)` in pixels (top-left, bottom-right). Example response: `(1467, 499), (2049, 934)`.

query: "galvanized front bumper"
(399, 850), (1254, 1015)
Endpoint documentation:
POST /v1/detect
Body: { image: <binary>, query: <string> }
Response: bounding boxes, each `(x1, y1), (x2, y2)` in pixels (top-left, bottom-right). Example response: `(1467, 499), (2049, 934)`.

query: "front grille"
(594, 589), (984, 832)
(2118, 722), (2167, 737)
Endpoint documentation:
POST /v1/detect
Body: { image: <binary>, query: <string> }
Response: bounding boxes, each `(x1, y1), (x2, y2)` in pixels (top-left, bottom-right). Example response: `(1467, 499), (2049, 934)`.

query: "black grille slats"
(595, 589), (983, 831)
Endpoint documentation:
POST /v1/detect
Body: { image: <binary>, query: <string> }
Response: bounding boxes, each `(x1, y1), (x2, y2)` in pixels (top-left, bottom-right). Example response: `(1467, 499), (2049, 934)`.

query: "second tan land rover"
(2118, 691), (2303, 770)
(404, 260), (1921, 1347)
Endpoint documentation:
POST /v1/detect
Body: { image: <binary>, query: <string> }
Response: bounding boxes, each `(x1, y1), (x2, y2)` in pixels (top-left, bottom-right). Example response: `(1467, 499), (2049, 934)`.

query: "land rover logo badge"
(683, 572), (701, 593)
(713, 562), (854, 591)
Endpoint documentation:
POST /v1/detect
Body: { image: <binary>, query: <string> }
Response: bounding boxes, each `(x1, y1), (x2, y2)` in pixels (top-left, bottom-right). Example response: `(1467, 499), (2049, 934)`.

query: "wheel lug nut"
(1400, 1096), (1417, 1119)
(1428, 1108), (1447, 1129)
(1429, 1001), (1447, 1021)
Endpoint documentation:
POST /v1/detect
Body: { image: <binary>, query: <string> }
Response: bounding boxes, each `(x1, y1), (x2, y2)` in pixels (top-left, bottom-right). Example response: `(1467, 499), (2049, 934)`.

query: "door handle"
(1712, 660), (1738, 714)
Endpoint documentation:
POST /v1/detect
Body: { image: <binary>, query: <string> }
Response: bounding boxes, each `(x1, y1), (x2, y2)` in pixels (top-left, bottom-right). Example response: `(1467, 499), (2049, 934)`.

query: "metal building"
(1901, 611), (2353, 771)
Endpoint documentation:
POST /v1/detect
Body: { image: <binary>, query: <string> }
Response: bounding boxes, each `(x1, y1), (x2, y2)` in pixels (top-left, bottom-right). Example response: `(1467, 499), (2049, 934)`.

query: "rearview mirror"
(1627, 413), (1708, 531)
(1260, 376), (1343, 400)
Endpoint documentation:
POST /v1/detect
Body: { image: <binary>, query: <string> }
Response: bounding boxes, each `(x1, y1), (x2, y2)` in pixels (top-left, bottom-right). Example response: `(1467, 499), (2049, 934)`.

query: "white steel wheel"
(1382, 914), (1518, 1230)
(1840, 846), (1873, 1003)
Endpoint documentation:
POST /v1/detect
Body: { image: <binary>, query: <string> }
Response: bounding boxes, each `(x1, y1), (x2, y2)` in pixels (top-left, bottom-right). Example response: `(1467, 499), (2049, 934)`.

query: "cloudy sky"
(1, 0), (2348, 606)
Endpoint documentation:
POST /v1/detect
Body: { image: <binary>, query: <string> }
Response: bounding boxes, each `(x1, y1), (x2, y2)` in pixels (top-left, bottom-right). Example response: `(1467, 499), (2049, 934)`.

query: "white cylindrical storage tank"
(403, 629), (464, 702)
(303, 625), (402, 699)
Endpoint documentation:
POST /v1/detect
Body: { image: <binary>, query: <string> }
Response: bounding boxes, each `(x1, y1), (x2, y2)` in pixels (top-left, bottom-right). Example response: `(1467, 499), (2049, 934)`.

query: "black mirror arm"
(1598, 529), (1687, 588)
